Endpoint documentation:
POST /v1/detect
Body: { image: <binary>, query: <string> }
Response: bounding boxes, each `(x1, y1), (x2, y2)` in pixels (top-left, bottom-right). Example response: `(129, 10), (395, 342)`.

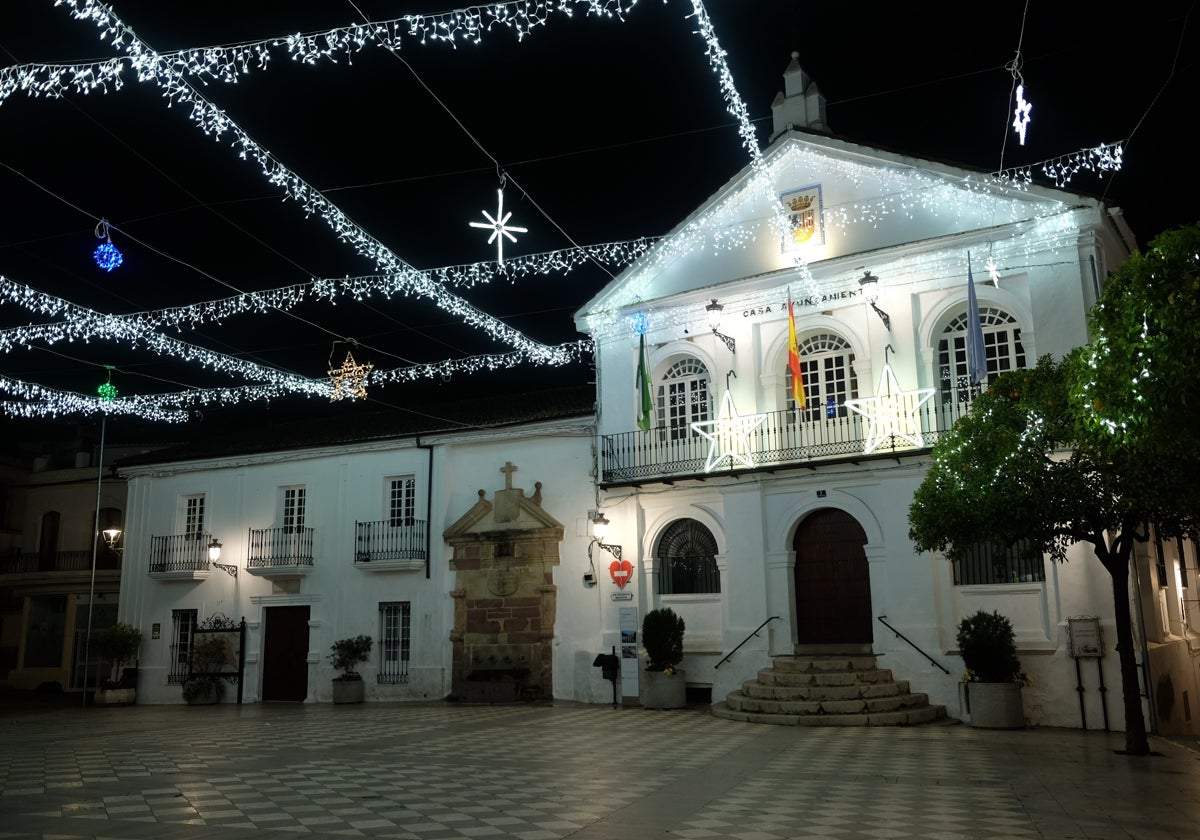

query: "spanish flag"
(787, 294), (806, 409)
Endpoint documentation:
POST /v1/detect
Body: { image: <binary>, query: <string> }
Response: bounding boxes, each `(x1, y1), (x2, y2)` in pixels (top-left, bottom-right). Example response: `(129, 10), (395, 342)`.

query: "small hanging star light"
(328, 350), (373, 401)
(469, 179), (527, 266)
(1012, 84), (1032, 146)
(93, 219), (124, 272)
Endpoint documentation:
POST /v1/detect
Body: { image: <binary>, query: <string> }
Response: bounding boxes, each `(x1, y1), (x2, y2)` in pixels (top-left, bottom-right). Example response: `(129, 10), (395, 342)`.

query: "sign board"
(1067, 616), (1103, 658)
(619, 606), (639, 699)
(610, 592), (633, 601)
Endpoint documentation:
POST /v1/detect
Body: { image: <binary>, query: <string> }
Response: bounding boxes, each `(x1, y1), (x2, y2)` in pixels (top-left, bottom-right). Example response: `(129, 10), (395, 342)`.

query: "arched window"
(938, 308), (1025, 406)
(786, 333), (857, 420)
(656, 518), (720, 594)
(656, 358), (711, 441)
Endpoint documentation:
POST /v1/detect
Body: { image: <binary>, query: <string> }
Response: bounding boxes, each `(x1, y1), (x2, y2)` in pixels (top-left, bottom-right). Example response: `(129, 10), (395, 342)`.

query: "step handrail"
(877, 615), (951, 674)
(715, 616), (780, 669)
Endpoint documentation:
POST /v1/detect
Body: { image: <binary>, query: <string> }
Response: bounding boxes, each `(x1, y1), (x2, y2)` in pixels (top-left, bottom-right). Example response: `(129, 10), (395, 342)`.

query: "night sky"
(1, 0), (1196, 435)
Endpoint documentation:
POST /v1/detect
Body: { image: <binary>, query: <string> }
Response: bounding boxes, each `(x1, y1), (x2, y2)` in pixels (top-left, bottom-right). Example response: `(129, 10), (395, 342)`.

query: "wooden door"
(261, 606), (310, 701)
(793, 509), (872, 644)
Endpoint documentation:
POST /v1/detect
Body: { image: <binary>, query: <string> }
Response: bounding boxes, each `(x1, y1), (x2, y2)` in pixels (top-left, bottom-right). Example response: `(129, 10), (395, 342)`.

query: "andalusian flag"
(787, 294), (806, 409)
(636, 332), (653, 431)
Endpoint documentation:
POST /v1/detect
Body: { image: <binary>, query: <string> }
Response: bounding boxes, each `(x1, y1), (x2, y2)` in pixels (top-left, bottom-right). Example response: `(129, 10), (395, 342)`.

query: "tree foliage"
(908, 220), (1200, 755)
(1073, 222), (1200, 539)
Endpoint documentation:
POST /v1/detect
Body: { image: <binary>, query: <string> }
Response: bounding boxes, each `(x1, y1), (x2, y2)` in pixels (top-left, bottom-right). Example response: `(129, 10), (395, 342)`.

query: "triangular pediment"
(575, 130), (1097, 332)
(443, 484), (563, 541)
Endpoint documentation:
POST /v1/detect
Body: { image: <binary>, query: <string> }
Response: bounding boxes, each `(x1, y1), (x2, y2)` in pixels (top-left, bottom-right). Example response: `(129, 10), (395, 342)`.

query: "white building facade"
(117, 407), (616, 706)
(573, 58), (1147, 730)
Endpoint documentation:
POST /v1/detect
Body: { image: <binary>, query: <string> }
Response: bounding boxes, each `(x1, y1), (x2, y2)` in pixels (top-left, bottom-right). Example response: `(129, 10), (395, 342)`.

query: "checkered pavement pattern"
(2, 701), (1199, 839)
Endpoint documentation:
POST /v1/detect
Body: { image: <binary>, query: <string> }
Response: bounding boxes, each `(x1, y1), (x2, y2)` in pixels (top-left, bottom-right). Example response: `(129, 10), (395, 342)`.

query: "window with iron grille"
(283, 486), (306, 532)
(183, 495), (205, 539)
(952, 540), (1045, 585)
(169, 609), (198, 683)
(786, 333), (857, 420)
(388, 477), (416, 526)
(938, 308), (1026, 406)
(378, 601), (410, 684)
(656, 358), (711, 441)
(656, 518), (720, 594)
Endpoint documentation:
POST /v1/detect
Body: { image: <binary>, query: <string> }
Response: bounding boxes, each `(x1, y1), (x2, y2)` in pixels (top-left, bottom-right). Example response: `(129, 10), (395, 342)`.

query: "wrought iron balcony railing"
(355, 519), (427, 563)
(600, 395), (974, 485)
(248, 526), (315, 568)
(1, 549), (116, 574)
(150, 533), (212, 574)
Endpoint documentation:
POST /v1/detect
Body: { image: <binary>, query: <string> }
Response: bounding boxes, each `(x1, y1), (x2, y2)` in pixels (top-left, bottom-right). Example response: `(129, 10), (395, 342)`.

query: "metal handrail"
(715, 616), (780, 669)
(877, 615), (950, 674)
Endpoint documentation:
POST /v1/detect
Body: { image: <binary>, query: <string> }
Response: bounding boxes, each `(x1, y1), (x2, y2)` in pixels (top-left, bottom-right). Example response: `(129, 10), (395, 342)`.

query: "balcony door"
(261, 606), (310, 701)
(793, 509), (872, 645)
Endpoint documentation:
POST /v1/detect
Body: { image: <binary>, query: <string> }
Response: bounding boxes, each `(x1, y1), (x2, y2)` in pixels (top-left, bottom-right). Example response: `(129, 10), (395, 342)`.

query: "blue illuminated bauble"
(93, 242), (124, 272)
(630, 311), (650, 335)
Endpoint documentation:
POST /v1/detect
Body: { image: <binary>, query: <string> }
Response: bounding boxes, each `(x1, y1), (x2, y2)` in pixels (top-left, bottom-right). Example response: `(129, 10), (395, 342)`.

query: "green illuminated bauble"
(97, 382), (118, 401)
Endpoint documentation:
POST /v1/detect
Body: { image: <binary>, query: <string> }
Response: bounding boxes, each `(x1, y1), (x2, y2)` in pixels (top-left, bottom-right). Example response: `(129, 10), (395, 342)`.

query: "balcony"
(600, 396), (972, 486)
(149, 533), (212, 581)
(354, 519), (427, 572)
(1, 549), (121, 580)
(246, 526), (315, 577)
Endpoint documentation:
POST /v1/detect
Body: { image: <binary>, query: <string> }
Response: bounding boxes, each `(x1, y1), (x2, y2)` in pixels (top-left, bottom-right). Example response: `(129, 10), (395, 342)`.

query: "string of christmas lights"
(0, 340), (595, 420)
(3, 1), (637, 108)
(992, 141), (1124, 189)
(43, 0), (571, 365)
(0, 238), (655, 347)
(0, 1), (1140, 423)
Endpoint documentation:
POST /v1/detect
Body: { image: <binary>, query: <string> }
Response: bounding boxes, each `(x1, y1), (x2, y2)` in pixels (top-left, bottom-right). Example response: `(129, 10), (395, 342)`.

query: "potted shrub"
(182, 634), (228, 705)
(957, 609), (1027, 728)
(329, 634), (372, 704)
(640, 608), (686, 709)
(92, 622), (142, 705)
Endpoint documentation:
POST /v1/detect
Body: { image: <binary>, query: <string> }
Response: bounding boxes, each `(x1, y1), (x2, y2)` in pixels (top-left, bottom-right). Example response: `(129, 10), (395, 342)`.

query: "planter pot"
(185, 683), (220, 705)
(640, 669), (686, 709)
(965, 681), (1024, 729)
(332, 678), (365, 704)
(94, 688), (135, 706)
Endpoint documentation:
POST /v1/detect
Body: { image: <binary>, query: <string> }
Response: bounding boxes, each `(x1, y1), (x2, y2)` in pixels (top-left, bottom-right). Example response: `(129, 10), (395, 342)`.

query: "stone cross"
(500, 461), (518, 490)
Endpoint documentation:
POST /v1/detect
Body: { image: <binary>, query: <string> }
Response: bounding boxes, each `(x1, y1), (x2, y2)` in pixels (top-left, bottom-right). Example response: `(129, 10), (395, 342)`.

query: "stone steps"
(712, 652), (947, 727)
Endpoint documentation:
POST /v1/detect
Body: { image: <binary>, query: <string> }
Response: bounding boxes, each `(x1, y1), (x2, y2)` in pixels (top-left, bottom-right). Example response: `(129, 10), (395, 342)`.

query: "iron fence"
(149, 533), (212, 573)
(355, 519), (427, 563)
(1, 550), (108, 574)
(247, 526), (314, 568)
(601, 395), (975, 484)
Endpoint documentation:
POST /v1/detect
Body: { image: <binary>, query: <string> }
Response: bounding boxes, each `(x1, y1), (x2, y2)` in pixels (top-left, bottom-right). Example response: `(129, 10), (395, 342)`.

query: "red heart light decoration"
(608, 559), (633, 589)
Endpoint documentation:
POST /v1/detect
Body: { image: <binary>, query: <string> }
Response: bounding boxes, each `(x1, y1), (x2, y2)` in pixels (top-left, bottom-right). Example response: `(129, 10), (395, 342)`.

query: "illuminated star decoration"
(328, 351), (373, 401)
(844, 363), (935, 454)
(97, 381), (118, 401)
(1012, 84), (1032, 146)
(691, 390), (767, 472)
(92, 219), (123, 272)
(986, 256), (1001, 286)
(469, 187), (527, 266)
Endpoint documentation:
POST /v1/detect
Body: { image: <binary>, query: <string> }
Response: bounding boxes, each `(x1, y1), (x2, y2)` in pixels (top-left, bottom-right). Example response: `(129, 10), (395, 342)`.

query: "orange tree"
(909, 222), (1200, 756)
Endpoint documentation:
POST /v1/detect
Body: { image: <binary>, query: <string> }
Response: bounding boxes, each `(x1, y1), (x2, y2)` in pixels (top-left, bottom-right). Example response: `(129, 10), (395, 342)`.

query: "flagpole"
(81, 412), (106, 708)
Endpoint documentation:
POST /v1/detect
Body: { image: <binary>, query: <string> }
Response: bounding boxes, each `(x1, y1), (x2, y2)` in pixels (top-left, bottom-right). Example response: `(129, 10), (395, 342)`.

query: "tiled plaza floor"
(1, 698), (1198, 839)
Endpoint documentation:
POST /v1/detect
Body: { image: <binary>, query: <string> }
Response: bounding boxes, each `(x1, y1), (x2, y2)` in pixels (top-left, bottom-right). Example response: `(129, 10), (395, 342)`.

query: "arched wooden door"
(793, 509), (872, 644)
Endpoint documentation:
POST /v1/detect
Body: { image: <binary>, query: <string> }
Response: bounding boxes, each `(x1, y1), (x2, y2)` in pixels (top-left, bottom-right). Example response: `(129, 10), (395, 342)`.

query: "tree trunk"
(1101, 543), (1151, 755)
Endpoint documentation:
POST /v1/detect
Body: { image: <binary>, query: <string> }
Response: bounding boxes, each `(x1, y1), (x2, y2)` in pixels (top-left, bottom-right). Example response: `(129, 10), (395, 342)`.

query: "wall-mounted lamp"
(589, 511), (623, 560)
(858, 271), (891, 331)
(208, 538), (237, 578)
(705, 299), (737, 354)
(102, 528), (122, 551)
